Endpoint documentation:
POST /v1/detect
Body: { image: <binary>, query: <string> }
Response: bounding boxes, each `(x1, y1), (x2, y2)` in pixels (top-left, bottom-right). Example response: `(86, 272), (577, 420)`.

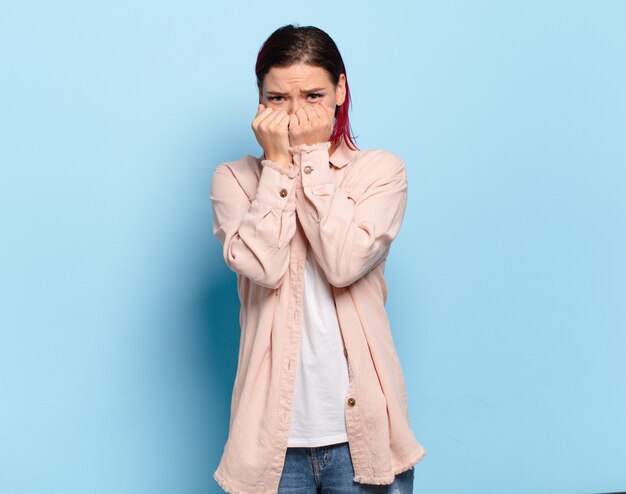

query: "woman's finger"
(294, 107), (308, 126)
(318, 104), (331, 121)
(259, 108), (281, 129)
(272, 110), (290, 131)
(254, 103), (272, 122)
(252, 105), (274, 127)
(319, 104), (334, 122)
(303, 105), (318, 123)
(288, 112), (299, 132)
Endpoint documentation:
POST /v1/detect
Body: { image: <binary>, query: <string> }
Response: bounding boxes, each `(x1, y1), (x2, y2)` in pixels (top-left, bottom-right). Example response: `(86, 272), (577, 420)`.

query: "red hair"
(255, 25), (358, 151)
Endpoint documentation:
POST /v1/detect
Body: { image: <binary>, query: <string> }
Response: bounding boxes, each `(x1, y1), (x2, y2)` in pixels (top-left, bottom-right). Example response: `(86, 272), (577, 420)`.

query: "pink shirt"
(210, 137), (426, 493)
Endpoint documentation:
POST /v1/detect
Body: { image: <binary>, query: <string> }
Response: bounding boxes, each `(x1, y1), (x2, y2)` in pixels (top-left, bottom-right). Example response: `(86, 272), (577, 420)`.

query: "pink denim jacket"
(210, 136), (426, 493)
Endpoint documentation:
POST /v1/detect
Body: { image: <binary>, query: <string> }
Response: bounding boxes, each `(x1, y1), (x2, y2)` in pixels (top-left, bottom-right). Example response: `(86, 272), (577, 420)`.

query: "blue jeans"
(278, 441), (414, 493)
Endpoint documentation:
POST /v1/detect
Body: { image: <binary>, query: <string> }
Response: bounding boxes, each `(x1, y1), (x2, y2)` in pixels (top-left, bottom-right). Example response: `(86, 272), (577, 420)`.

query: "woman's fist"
(288, 104), (334, 148)
(251, 103), (292, 168)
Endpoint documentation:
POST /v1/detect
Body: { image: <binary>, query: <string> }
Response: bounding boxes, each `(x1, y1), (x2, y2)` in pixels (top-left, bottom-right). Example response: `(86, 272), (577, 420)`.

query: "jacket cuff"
(260, 158), (299, 178)
(288, 142), (333, 187)
(288, 141), (331, 155)
(256, 161), (297, 210)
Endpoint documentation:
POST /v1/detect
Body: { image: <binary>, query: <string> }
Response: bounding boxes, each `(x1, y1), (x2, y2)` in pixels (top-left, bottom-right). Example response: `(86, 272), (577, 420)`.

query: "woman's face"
(259, 63), (346, 118)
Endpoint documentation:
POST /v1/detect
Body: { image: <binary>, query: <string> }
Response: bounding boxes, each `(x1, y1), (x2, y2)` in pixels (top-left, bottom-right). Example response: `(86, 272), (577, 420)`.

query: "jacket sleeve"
(292, 142), (408, 288)
(210, 158), (298, 289)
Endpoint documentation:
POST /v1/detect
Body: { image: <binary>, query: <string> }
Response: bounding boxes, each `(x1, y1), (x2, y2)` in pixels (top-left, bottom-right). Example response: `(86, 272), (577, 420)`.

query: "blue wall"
(1, 1), (624, 493)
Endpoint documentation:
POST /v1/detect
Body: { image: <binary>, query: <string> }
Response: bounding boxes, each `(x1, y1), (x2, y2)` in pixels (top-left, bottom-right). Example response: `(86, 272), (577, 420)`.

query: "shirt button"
(279, 188), (288, 197)
(303, 166), (313, 174)
(347, 397), (356, 407)
(343, 348), (348, 358)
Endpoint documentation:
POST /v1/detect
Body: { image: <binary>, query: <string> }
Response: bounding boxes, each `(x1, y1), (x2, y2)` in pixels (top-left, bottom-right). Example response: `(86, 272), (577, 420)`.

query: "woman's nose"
(288, 100), (299, 115)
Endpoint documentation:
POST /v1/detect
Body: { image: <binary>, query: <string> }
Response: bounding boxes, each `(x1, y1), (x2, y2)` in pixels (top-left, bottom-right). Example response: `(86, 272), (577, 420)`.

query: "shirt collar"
(329, 136), (359, 168)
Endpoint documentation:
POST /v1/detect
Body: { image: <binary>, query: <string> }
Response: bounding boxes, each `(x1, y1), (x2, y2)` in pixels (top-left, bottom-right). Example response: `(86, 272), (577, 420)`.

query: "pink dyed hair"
(255, 24), (358, 151)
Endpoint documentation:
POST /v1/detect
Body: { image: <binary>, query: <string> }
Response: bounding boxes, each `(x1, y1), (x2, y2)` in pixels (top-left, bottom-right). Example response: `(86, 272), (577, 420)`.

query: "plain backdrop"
(1, 1), (625, 493)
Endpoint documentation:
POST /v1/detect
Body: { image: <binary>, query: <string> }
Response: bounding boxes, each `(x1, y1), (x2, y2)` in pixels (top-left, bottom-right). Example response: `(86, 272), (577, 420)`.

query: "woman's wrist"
(264, 152), (292, 169)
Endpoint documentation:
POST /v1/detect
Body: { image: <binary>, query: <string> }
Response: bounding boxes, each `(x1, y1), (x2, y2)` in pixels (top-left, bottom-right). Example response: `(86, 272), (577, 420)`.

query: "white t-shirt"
(287, 246), (351, 447)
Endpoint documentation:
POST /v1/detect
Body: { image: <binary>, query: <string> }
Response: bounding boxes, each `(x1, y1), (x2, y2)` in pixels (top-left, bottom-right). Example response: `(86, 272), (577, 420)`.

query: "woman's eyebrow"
(266, 87), (326, 95)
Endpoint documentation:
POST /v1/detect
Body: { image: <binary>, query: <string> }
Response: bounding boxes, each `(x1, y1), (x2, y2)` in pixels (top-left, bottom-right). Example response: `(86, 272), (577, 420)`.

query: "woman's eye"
(308, 93), (323, 101)
(267, 96), (284, 102)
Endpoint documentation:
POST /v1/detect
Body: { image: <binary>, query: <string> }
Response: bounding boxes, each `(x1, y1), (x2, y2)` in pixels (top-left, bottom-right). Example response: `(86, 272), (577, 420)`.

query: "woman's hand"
(288, 104), (334, 148)
(251, 103), (292, 168)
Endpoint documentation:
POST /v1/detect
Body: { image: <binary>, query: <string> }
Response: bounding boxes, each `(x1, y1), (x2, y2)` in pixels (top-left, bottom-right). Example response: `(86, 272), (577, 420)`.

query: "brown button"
(347, 397), (356, 407)
(303, 166), (313, 174)
(279, 188), (288, 197)
(343, 348), (348, 358)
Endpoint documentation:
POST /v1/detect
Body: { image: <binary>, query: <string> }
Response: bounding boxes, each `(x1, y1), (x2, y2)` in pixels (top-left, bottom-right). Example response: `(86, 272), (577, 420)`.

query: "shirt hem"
(213, 446), (427, 492)
(214, 467), (268, 494)
(352, 446), (427, 485)
(287, 431), (348, 448)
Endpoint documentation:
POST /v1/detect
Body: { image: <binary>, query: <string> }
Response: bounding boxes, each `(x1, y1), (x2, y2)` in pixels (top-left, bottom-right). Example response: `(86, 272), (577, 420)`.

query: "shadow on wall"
(177, 118), (255, 477)
(199, 260), (240, 423)
(140, 114), (261, 480)
(199, 118), (259, 439)
(197, 169), (243, 457)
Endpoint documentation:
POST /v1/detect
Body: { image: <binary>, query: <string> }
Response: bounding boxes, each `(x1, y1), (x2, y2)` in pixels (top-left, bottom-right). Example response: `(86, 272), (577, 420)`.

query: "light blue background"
(1, 1), (624, 493)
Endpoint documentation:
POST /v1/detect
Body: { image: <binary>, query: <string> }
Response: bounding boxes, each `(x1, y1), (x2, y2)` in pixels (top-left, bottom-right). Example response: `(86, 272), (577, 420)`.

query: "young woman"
(211, 24), (425, 493)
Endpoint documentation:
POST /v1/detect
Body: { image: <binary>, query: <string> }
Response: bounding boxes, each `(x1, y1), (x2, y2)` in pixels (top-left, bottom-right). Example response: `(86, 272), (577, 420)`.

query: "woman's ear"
(257, 84), (264, 105)
(336, 74), (347, 106)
